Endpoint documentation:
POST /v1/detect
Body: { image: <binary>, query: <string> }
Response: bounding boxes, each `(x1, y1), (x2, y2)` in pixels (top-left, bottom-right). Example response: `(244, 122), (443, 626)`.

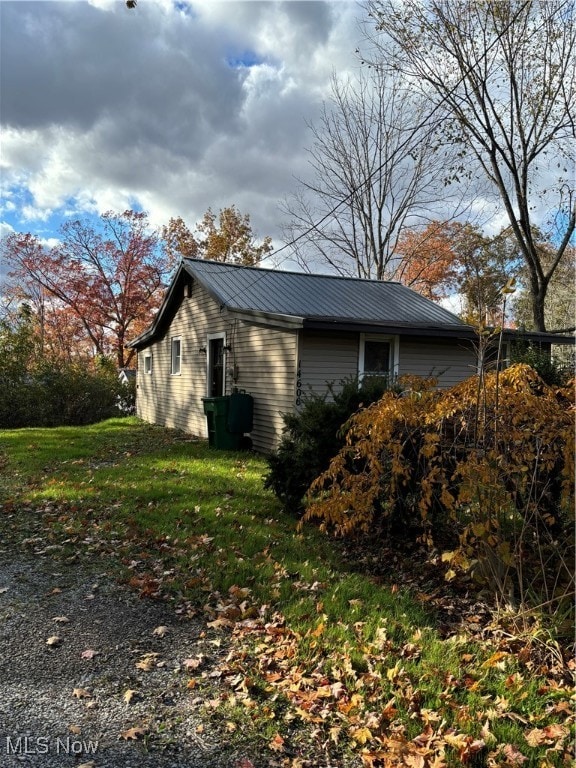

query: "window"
(143, 353), (152, 375)
(171, 337), (181, 375)
(359, 334), (398, 382)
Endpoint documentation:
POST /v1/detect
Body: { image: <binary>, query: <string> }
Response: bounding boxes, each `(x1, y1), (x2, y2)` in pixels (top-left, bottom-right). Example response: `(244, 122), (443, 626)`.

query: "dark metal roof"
(128, 259), (575, 349)
(183, 258), (468, 328)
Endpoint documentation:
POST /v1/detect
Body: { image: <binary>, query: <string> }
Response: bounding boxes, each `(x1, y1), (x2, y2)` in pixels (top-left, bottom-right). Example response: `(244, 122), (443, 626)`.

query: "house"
(117, 368), (136, 415)
(118, 368), (136, 387)
(127, 258), (573, 453)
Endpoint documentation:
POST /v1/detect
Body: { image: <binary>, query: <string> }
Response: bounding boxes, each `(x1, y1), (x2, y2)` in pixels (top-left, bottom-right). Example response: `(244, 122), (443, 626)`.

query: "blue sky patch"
(226, 51), (266, 69)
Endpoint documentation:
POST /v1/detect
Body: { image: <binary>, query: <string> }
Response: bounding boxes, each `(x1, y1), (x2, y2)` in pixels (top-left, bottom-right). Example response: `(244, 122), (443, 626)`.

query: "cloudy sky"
(0, 0), (366, 267)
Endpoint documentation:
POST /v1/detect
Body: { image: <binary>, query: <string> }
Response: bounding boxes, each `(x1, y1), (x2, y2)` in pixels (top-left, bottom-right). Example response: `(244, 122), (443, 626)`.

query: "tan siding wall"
(294, 332), (477, 399)
(136, 282), (227, 437)
(232, 324), (298, 453)
(399, 338), (477, 387)
(136, 282), (298, 453)
(299, 331), (358, 399)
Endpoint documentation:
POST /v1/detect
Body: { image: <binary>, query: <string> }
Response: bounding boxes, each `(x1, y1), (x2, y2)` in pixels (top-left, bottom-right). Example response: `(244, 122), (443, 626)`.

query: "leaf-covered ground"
(0, 419), (573, 767)
(0, 551), (256, 768)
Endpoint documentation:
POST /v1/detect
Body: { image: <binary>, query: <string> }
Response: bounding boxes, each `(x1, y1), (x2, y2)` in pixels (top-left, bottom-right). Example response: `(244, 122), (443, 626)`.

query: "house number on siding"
(296, 360), (302, 406)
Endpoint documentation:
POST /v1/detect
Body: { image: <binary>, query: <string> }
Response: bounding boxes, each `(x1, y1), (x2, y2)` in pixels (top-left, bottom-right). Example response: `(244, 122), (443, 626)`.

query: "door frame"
(206, 332), (227, 396)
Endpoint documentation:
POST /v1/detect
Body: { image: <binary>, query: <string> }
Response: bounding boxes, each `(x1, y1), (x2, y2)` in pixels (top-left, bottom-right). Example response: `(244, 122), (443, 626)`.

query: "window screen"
(363, 340), (391, 376)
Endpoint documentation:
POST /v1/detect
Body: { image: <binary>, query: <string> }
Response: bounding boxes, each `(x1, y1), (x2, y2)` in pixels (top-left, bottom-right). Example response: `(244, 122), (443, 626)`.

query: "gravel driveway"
(0, 552), (263, 768)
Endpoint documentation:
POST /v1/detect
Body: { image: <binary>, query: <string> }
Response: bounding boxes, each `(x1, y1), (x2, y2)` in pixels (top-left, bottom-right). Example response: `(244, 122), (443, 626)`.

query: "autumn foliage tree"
(2, 210), (173, 368)
(162, 205), (272, 266)
(304, 365), (575, 610)
(394, 221), (516, 324)
(392, 221), (458, 301)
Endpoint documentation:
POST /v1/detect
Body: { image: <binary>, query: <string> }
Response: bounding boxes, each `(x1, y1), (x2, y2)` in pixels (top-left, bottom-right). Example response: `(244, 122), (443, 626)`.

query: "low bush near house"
(0, 359), (126, 428)
(510, 340), (573, 386)
(265, 376), (394, 513)
(304, 364), (575, 615)
(0, 316), (126, 428)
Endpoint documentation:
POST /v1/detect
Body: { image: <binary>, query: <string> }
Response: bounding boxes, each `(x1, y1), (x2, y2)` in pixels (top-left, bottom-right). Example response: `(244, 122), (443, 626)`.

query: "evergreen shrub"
(264, 376), (395, 513)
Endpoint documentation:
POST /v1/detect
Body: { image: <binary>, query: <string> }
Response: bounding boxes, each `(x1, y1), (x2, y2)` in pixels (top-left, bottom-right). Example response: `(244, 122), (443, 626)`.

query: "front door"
(208, 337), (225, 396)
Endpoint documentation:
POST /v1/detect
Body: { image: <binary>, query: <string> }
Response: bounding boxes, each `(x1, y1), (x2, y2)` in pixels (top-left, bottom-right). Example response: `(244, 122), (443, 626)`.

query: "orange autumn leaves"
(304, 364), (574, 535)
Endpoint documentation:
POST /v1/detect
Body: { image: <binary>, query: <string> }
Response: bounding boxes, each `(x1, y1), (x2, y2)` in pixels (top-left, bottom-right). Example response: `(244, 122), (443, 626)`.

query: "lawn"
(0, 418), (573, 767)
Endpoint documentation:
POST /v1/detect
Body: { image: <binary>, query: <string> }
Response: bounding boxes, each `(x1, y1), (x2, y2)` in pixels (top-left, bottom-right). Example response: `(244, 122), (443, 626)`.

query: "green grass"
(0, 417), (573, 767)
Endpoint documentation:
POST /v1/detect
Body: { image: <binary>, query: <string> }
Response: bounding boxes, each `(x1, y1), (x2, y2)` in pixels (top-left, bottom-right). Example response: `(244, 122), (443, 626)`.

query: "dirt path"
(0, 552), (263, 768)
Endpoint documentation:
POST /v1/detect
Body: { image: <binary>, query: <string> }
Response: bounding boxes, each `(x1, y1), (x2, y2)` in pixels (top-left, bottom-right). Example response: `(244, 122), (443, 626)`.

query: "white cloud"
(0, 0), (361, 242)
(0, 222), (15, 240)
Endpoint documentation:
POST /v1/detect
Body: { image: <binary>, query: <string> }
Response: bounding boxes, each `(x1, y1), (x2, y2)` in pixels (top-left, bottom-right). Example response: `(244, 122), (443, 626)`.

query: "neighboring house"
(118, 368), (136, 387)
(117, 368), (136, 415)
(127, 258), (573, 453)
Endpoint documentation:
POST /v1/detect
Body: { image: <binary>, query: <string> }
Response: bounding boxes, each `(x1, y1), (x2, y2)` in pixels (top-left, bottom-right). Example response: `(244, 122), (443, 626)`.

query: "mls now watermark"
(5, 736), (99, 756)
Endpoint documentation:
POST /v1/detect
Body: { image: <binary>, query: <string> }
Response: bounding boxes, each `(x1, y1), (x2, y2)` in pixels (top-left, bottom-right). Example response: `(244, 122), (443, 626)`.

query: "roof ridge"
(183, 257), (403, 285)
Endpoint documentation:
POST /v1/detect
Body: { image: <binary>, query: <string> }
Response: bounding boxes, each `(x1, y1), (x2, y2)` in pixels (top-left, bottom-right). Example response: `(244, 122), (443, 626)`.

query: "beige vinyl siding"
(136, 282), (228, 437)
(136, 281), (298, 453)
(293, 332), (477, 400)
(299, 331), (358, 399)
(297, 331), (476, 398)
(399, 338), (477, 387)
(231, 324), (298, 453)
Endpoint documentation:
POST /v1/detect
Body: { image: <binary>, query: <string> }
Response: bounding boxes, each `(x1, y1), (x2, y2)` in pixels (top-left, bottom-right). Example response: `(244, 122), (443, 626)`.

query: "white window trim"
(143, 352), (152, 375)
(359, 333), (399, 382)
(206, 332), (227, 396)
(171, 336), (182, 376)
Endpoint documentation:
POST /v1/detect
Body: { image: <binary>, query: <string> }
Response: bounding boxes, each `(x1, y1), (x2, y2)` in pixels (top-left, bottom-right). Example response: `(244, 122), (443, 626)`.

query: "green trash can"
(202, 396), (241, 450)
(227, 391), (254, 434)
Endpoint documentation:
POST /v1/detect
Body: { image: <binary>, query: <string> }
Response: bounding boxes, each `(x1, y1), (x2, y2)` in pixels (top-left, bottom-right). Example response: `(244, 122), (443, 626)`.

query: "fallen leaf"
(77, 763), (96, 768)
(47, 587), (62, 595)
(269, 733), (285, 752)
(135, 653), (158, 671)
(0, 587), (9, 594)
(350, 726), (372, 745)
(207, 617), (235, 629)
(542, 723), (568, 740)
(46, 635), (62, 647)
(481, 651), (509, 669)
(404, 755), (426, 768)
(72, 688), (92, 699)
(52, 616), (70, 624)
(81, 648), (99, 660)
(123, 689), (138, 704)
(69, 725), (81, 734)
(119, 726), (147, 740)
(182, 656), (203, 670)
(152, 625), (169, 637)
(525, 724), (567, 747)
(500, 744), (528, 765)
